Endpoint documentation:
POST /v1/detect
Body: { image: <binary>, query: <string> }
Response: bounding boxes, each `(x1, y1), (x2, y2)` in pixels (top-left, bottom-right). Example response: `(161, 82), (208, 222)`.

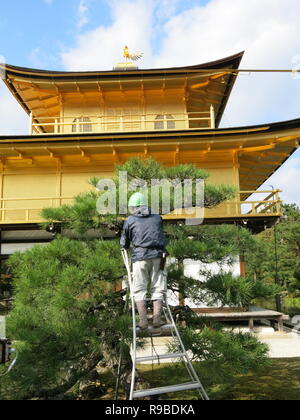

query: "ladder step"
(133, 382), (202, 399)
(136, 324), (174, 337)
(136, 352), (186, 363)
(136, 324), (173, 330)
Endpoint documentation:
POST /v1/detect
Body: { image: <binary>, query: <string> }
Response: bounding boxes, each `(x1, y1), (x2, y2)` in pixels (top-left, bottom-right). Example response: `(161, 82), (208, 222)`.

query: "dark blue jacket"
(120, 206), (167, 263)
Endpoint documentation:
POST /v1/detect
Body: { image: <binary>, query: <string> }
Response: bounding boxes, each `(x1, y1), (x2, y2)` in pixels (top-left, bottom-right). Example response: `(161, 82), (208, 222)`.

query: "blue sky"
(0, 0), (208, 69)
(0, 0), (299, 205)
(0, 0), (111, 68)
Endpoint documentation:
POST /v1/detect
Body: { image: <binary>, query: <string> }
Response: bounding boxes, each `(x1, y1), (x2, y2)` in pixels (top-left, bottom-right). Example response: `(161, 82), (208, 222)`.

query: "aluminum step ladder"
(121, 249), (209, 401)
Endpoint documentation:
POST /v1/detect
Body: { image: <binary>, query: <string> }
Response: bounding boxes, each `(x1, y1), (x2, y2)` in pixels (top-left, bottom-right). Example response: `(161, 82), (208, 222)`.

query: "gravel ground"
(136, 330), (300, 363)
(259, 333), (300, 358)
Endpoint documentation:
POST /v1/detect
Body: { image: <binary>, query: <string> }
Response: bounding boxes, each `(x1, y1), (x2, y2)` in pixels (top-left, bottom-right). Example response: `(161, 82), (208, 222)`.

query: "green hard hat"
(128, 192), (147, 207)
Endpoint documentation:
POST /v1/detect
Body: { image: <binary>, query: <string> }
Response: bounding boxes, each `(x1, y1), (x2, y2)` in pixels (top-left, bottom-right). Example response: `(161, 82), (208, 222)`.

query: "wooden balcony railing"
(241, 190), (282, 216)
(30, 108), (216, 135)
(0, 190), (282, 225)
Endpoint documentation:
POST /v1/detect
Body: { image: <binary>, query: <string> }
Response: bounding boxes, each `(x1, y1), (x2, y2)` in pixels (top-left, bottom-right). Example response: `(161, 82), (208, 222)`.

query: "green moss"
(100, 359), (300, 401)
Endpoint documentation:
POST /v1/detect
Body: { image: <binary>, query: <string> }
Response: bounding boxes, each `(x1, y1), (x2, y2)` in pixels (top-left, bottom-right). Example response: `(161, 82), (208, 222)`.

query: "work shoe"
(136, 301), (149, 330)
(153, 300), (166, 328)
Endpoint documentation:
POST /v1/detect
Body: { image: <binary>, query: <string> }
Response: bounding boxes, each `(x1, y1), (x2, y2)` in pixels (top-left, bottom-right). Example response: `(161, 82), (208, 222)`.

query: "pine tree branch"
(21, 353), (103, 400)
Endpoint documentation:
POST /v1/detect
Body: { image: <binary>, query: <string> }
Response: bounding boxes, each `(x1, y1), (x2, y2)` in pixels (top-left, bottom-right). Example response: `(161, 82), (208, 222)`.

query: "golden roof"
(1, 52), (244, 128)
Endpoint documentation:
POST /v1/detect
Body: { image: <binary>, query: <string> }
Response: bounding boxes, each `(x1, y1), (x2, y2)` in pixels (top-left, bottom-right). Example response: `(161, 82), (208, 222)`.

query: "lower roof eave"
(1, 116), (300, 143)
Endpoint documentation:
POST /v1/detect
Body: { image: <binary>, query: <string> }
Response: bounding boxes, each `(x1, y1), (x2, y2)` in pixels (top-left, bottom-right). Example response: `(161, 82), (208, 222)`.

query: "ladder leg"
(164, 299), (210, 401)
(163, 304), (196, 381)
(121, 253), (209, 401)
(121, 249), (137, 401)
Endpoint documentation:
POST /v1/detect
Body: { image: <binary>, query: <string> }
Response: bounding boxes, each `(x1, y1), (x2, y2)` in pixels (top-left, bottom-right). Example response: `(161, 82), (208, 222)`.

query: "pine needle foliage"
(245, 204), (300, 295)
(170, 327), (270, 386)
(165, 224), (280, 307)
(198, 273), (281, 308)
(1, 238), (129, 400)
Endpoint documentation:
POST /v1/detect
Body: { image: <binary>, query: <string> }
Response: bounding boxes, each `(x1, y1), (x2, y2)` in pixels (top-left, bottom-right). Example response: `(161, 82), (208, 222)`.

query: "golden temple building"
(0, 51), (299, 263)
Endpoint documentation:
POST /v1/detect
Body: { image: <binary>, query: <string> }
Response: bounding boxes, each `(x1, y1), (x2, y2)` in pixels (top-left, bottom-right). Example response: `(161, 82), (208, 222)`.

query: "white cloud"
(0, 84), (28, 135)
(150, 0), (300, 127)
(60, 0), (300, 204)
(62, 0), (154, 71)
(153, 0), (182, 21)
(78, 0), (89, 29)
(61, 0), (300, 124)
(28, 47), (47, 68)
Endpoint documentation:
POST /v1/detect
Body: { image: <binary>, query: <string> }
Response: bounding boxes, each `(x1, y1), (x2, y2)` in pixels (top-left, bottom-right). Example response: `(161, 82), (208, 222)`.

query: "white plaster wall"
(167, 257), (241, 308)
(1, 243), (49, 255)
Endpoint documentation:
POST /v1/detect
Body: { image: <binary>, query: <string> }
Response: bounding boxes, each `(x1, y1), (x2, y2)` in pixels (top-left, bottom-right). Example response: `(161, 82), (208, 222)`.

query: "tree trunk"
(21, 353), (103, 400)
(100, 333), (151, 400)
(178, 259), (186, 306)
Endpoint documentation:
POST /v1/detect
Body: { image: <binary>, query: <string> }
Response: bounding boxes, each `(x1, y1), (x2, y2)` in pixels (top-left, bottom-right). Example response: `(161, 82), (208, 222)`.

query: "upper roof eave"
(2, 52), (244, 79)
(1, 52), (244, 129)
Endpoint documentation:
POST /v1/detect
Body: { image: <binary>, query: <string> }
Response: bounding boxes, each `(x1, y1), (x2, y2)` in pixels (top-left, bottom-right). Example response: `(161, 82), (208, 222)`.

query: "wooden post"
(56, 158), (62, 208)
(278, 316), (284, 333)
(276, 191), (281, 214)
(240, 255), (246, 277)
(29, 112), (33, 135)
(141, 115), (146, 131)
(185, 113), (189, 129)
(210, 105), (215, 129)
(249, 318), (254, 332)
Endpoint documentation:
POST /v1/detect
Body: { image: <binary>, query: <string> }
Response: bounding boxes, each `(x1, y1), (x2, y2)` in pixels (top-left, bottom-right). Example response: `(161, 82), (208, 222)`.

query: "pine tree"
(1, 158), (275, 400)
(245, 204), (300, 312)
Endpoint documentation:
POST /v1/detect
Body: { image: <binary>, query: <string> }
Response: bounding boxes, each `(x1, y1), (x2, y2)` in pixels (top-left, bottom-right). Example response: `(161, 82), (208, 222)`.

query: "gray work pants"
(132, 258), (167, 302)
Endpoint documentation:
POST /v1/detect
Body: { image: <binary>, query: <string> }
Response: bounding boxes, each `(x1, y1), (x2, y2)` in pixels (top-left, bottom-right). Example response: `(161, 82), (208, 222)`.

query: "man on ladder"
(120, 193), (209, 400)
(120, 192), (167, 331)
